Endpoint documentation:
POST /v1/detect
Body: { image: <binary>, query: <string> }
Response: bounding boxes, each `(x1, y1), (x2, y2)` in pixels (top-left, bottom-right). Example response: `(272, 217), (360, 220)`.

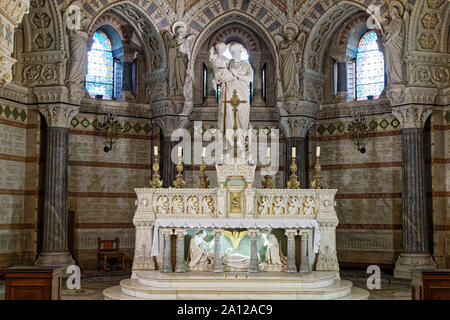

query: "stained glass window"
(85, 30), (114, 99)
(355, 30), (384, 100)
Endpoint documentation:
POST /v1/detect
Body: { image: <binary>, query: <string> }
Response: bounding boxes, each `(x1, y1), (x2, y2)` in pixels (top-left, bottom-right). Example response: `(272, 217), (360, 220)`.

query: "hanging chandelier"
(346, 114), (369, 153)
(97, 112), (124, 152)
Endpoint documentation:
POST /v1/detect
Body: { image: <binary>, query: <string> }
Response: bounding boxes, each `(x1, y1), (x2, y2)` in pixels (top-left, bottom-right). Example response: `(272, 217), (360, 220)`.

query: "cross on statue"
(224, 89), (247, 131)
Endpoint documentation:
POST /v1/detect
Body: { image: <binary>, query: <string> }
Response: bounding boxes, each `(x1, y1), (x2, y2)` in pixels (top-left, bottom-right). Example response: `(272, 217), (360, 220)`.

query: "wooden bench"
(97, 237), (125, 271)
(412, 269), (450, 300)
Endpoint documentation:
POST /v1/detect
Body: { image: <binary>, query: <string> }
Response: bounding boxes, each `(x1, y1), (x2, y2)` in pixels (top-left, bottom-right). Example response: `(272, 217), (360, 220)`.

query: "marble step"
(115, 278), (354, 300)
(103, 284), (369, 300)
(135, 271), (337, 289)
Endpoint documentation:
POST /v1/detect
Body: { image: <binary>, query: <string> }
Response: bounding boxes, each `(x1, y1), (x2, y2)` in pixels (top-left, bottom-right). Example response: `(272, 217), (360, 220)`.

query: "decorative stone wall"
(0, 101), (39, 267)
(68, 112), (154, 269)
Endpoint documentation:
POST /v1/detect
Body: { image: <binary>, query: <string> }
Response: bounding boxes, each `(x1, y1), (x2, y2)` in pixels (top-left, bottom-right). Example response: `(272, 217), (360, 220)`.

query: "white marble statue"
(383, 4), (407, 85)
(261, 229), (286, 267)
(223, 247), (251, 270)
(187, 230), (214, 269)
(210, 42), (253, 149)
(275, 23), (305, 98)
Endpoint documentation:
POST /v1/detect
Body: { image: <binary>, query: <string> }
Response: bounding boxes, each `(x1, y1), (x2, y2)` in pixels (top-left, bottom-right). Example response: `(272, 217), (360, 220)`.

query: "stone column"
(335, 62), (348, 101)
(251, 61), (265, 106)
(280, 117), (314, 188)
(153, 116), (188, 188)
(36, 104), (79, 266)
(122, 48), (137, 101)
(248, 229), (260, 273)
(161, 228), (173, 273)
(299, 229), (311, 273)
(392, 105), (436, 279)
(285, 229), (298, 273)
(212, 229), (224, 273)
(174, 228), (187, 273)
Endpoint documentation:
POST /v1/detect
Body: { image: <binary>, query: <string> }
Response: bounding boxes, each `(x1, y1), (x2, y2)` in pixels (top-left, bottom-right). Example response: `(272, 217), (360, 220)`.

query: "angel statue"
(163, 21), (195, 97)
(382, 1), (408, 85)
(275, 23), (305, 98)
(261, 229), (287, 269)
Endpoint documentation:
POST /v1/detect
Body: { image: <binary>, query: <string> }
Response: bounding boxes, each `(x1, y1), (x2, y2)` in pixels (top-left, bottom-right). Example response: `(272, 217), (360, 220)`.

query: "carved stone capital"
(174, 228), (187, 237)
(387, 85), (438, 107)
(153, 115), (189, 137)
(39, 104), (79, 128)
(298, 228), (312, 238)
(161, 228), (174, 237)
(392, 105), (433, 129)
(212, 229), (224, 237)
(284, 229), (298, 238)
(248, 229), (260, 239)
(280, 116), (315, 138)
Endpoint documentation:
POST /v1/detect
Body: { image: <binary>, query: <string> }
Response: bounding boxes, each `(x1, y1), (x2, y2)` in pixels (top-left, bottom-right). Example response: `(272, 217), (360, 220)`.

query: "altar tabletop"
(151, 218), (321, 257)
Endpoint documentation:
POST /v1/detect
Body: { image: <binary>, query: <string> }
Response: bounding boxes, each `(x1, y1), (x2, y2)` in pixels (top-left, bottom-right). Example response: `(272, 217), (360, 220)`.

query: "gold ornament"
(311, 156), (323, 189)
(196, 157), (210, 188)
(287, 156), (300, 189)
(173, 156), (186, 188)
(149, 154), (163, 188)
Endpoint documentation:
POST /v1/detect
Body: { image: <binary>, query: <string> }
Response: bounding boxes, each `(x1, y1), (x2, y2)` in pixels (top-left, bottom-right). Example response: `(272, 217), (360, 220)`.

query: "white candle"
(292, 147), (296, 158)
(178, 146), (182, 157)
(316, 146), (321, 157)
(202, 147), (206, 158)
(153, 146), (158, 156)
(266, 147), (271, 158)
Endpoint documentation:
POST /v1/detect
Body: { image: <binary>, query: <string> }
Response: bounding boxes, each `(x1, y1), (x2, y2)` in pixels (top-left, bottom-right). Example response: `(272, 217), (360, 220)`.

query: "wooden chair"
(97, 237), (125, 271)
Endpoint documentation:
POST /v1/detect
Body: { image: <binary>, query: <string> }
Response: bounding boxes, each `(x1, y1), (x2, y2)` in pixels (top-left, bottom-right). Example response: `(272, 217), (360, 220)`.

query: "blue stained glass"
(355, 30), (384, 100)
(85, 30), (114, 99)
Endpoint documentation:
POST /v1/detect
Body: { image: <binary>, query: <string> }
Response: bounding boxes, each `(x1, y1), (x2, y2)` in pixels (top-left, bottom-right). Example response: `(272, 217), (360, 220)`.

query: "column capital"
(248, 229), (260, 239)
(39, 104), (79, 128)
(284, 229), (298, 238)
(174, 228), (187, 237)
(392, 105), (433, 129)
(298, 228), (312, 238)
(153, 115), (189, 137)
(212, 229), (224, 237)
(280, 116), (315, 138)
(161, 228), (174, 237)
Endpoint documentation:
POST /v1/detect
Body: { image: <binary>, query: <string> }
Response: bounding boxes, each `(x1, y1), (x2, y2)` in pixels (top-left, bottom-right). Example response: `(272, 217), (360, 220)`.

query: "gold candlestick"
(287, 156), (300, 189)
(173, 156), (186, 188)
(262, 158), (275, 189)
(311, 156), (323, 189)
(196, 156), (209, 188)
(149, 154), (163, 188)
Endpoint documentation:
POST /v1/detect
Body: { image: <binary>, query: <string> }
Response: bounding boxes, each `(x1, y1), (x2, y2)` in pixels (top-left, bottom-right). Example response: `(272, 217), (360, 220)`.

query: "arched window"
(347, 30), (385, 101)
(85, 30), (115, 99)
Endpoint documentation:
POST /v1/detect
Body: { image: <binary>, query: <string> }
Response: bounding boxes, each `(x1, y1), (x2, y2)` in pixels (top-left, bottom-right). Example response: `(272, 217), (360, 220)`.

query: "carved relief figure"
(288, 196), (300, 215)
(383, 3), (408, 85)
(186, 195), (200, 214)
(261, 229), (287, 267)
(273, 196), (287, 215)
(202, 196), (214, 214)
(164, 21), (194, 97)
(155, 195), (169, 214)
(187, 230), (214, 268)
(303, 196), (315, 216)
(258, 196), (271, 215)
(172, 195), (184, 214)
(65, 7), (91, 86)
(275, 23), (305, 98)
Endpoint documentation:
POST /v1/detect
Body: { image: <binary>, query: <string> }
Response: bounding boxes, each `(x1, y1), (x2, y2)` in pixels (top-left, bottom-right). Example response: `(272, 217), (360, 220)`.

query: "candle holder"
(262, 158), (275, 189)
(149, 154), (163, 188)
(196, 156), (210, 188)
(311, 156), (323, 189)
(287, 156), (300, 189)
(173, 156), (186, 188)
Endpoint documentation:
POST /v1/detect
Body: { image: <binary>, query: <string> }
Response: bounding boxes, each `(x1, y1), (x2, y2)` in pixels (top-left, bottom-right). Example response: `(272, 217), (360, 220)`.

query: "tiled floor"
(0, 269), (412, 300)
